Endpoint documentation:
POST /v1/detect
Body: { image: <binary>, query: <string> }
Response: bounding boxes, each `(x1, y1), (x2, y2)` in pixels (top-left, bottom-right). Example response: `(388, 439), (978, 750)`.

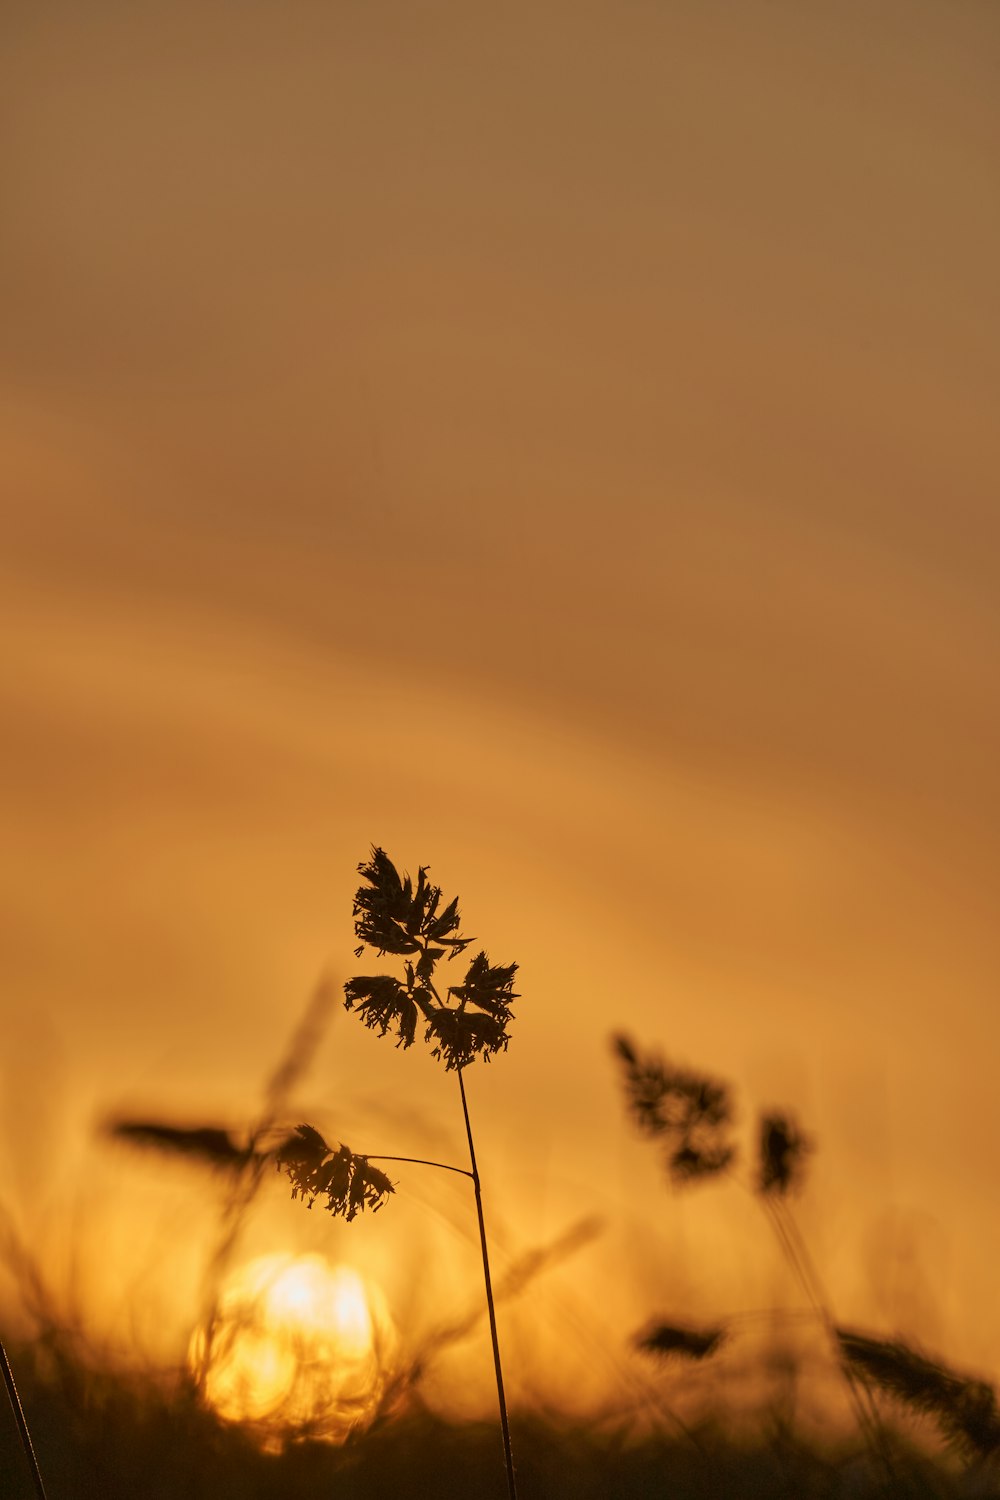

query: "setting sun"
(191, 1254), (396, 1447)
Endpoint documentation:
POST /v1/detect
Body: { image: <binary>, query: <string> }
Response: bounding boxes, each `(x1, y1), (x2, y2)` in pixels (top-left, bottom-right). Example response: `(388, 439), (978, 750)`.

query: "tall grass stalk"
(1, 1335), (49, 1500)
(750, 1113), (897, 1483)
(756, 1189), (892, 1479)
(458, 1065), (517, 1500)
(338, 1080), (517, 1492)
(277, 849), (522, 1500)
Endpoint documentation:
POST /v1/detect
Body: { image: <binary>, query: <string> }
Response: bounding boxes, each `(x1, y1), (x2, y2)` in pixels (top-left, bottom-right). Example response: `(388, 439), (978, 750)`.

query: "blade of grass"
(1, 1336), (49, 1500)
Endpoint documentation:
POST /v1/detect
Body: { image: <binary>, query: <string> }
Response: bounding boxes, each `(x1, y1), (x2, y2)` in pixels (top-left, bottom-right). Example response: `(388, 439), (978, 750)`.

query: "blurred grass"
(3, 1331), (994, 1500)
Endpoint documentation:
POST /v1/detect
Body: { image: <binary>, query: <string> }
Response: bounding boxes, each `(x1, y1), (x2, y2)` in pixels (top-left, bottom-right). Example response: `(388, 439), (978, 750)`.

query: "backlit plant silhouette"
(276, 1125), (394, 1222)
(612, 1034), (896, 1481)
(613, 1034), (735, 1184)
(278, 848), (521, 1500)
(343, 849), (517, 1072)
(836, 1329), (1000, 1464)
(1, 1335), (49, 1500)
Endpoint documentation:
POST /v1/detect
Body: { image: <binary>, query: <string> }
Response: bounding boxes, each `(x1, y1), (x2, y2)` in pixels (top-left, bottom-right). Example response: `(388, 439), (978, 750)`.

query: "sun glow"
(191, 1253), (396, 1447)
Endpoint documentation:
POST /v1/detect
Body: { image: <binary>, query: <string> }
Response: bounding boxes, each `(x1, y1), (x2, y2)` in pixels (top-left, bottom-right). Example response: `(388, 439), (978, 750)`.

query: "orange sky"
(1, 0), (998, 1422)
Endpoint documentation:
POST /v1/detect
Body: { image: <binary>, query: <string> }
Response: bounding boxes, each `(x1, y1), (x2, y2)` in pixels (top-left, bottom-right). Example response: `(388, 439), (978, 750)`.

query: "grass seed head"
(837, 1328), (1000, 1461)
(346, 850), (518, 1070)
(276, 1125), (395, 1221)
(613, 1033), (735, 1186)
(635, 1319), (727, 1362)
(757, 1111), (813, 1197)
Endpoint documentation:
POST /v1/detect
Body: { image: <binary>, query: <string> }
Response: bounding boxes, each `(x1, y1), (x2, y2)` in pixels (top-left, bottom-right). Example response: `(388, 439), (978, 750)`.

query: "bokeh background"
(2, 0), (998, 1428)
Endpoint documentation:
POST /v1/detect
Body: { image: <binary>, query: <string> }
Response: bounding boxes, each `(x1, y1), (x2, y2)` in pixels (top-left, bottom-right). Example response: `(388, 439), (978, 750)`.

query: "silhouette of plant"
(635, 1321), (727, 1362)
(275, 1125), (394, 1221)
(105, 876), (523, 1500)
(1, 1336), (49, 1500)
(837, 1329), (1000, 1463)
(287, 848), (521, 1500)
(344, 848), (517, 1071)
(757, 1111), (813, 1197)
(613, 1034), (734, 1184)
(611, 1031), (737, 1417)
(612, 1034), (898, 1483)
(107, 1121), (257, 1170)
(747, 1107), (899, 1477)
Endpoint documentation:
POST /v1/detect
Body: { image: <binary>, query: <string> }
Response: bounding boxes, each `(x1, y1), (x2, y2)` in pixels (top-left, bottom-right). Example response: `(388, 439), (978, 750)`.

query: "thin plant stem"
(359, 1154), (474, 1180)
(729, 1165), (884, 1459)
(776, 1205), (893, 1457)
(1, 1336), (49, 1500)
(758, 1194), (896, 1488)
(458, 1067), (518, 1500)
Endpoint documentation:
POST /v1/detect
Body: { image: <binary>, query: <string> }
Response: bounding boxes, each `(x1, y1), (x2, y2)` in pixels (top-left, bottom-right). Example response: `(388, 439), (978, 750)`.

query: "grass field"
(4, 1328), (999, 1500)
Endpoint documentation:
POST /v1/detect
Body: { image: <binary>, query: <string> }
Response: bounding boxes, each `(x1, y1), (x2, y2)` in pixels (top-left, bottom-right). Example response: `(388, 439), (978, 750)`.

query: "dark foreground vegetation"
(3, 1337), (999, 1500)
(5, 854), (998, 1498)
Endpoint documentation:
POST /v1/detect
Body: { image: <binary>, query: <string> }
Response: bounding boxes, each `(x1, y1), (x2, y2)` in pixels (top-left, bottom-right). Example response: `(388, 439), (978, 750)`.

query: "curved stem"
(1, 1337), (48, 1500)
(458, 1067), (518, 1500)
(360, 1154), (474, 1180)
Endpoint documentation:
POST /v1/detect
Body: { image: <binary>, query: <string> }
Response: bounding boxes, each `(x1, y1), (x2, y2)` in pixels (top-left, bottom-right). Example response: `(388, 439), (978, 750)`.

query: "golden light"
(191, 1253), (397, 1448)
